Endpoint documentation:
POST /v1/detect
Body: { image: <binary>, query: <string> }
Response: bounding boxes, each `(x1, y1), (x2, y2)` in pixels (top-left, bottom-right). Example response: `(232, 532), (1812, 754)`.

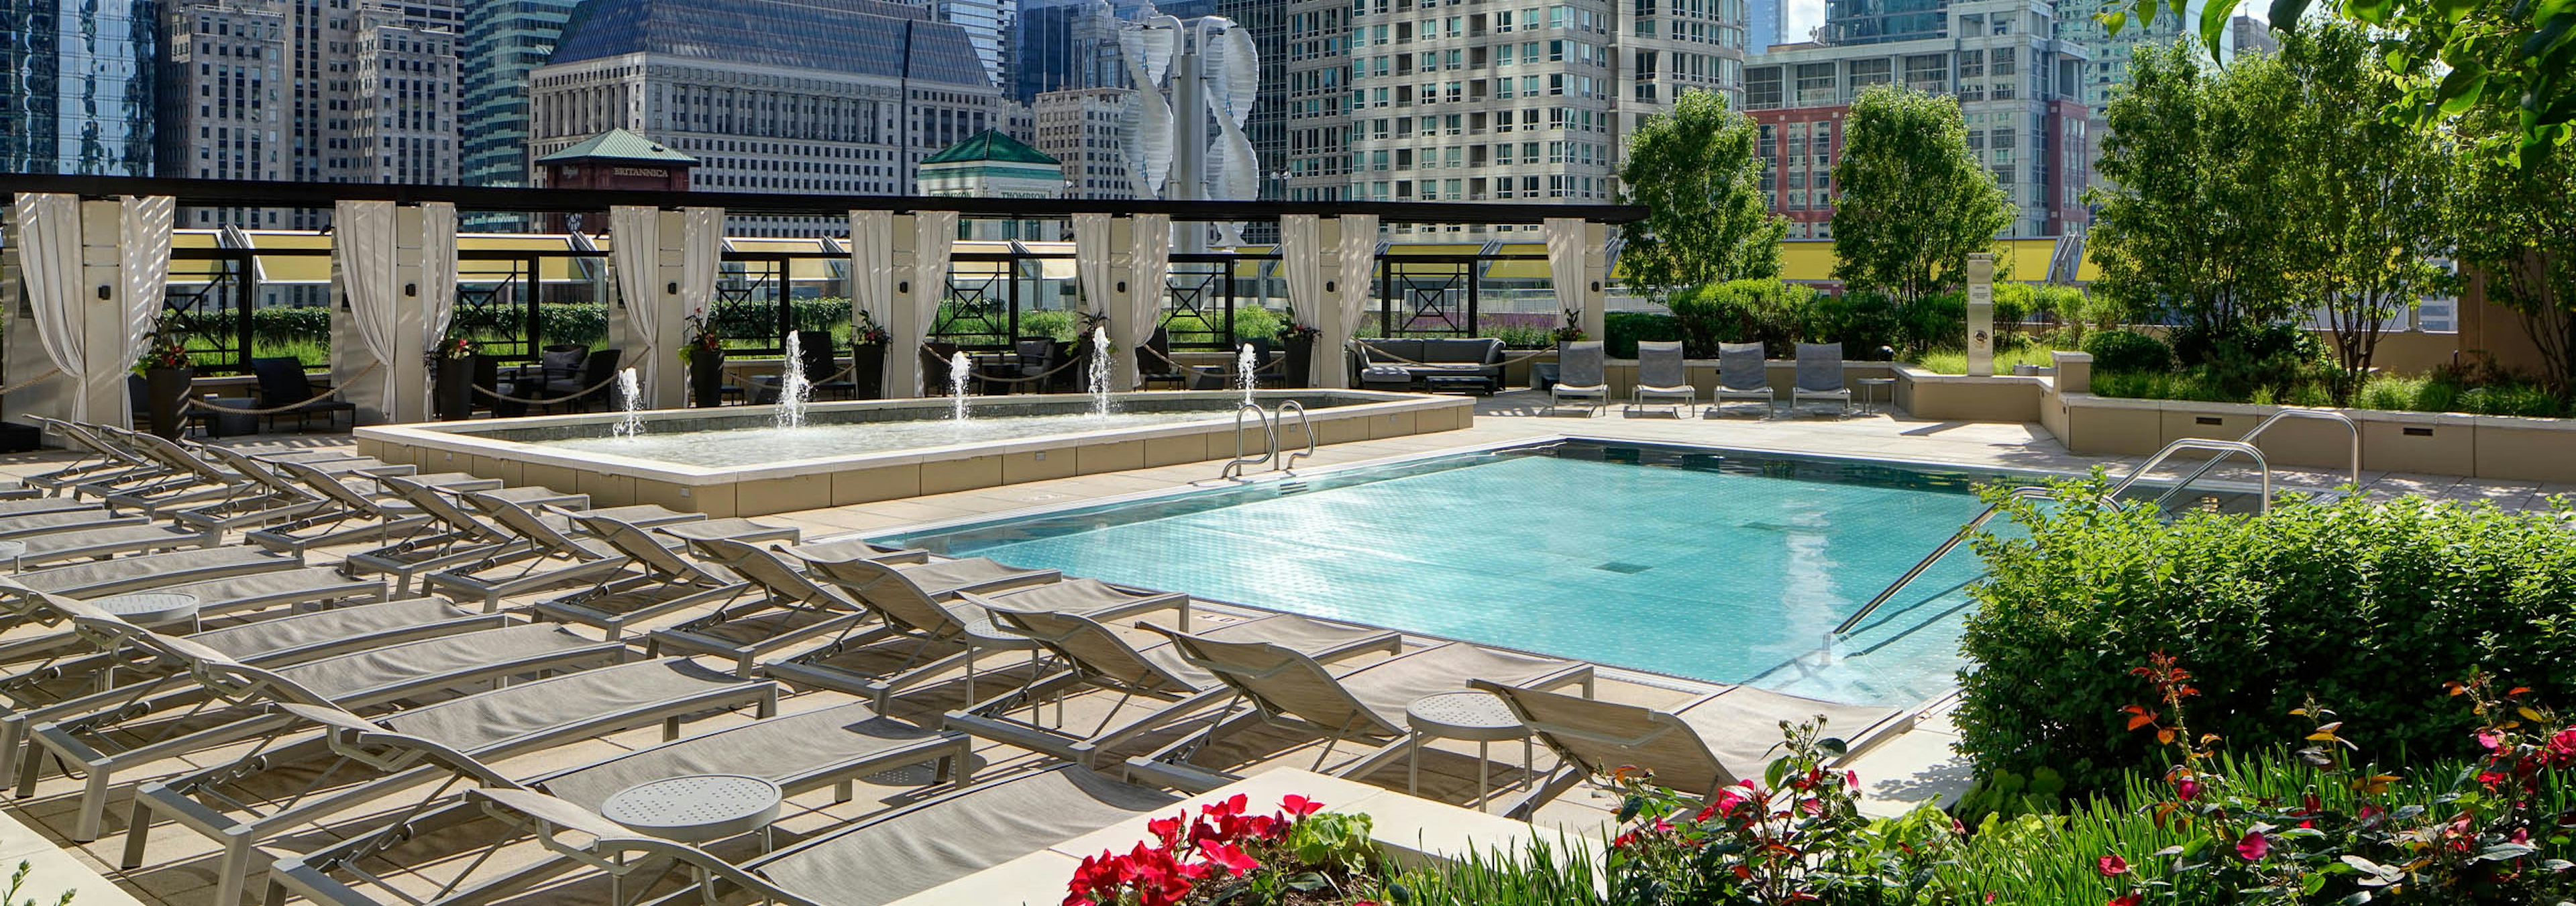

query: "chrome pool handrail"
(1277, 401), (1317, 472)
(1220, 403), (1278, 481)
(2149, 409), (2355, 511)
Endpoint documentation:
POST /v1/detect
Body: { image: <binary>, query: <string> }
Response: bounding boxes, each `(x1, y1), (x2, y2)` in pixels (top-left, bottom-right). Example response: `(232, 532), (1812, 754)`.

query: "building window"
(1795, 63), (1835, 103)
(1747, 66), (1782, 108)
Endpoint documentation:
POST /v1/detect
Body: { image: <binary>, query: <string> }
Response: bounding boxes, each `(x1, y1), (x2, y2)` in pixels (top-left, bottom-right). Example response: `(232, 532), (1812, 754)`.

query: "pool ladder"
(1219, 401), (1317, 481)
(1817, 409), (2359, 664)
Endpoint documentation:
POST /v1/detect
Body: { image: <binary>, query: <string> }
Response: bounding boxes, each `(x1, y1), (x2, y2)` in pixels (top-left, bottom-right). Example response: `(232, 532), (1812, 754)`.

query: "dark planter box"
(850, 343), (885, 400)
(145, 367), (194, 439)
(689, 350), (727, 408)
(433, 356), (475, 421)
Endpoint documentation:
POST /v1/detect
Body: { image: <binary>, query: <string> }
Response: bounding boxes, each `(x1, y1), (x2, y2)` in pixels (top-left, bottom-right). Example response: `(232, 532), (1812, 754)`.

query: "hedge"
(1955, 480), (2576, 793)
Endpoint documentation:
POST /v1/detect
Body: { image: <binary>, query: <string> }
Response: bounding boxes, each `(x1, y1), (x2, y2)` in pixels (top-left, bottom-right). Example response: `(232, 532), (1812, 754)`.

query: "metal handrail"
(1277, 401), (1317, 472)
(1219, 403), (1277, 481)
(2110, 439), (2271, 512)
(1823, 432), (2289, 664)
(2149, 409), (2357, 511)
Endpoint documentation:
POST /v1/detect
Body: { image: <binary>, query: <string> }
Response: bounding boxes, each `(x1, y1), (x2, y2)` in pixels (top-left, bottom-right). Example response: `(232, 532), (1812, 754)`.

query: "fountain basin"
(353, 391), (1474, 517)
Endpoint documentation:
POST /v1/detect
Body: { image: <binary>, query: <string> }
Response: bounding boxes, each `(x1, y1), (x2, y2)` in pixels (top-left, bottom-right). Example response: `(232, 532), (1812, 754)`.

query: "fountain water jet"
(1088, 328), (1115, 418)
(1236, 343), (1257, 406)
(775, 332), (811, 430)
(949, 352), (975, 421)
(612, 368), (645, 438)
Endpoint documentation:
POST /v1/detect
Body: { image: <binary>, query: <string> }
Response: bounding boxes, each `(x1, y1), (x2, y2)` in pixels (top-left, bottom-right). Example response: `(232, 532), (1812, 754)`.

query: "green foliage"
(1946, 766), (2066, 828)
(1604, 312), (1684, 359)
(2082, 330), (2175, 374)
(2271, 23), (2456, 406)
(2451, 111), (2576, 397)
(1377, 840), (1604, 906)
(1664, 279), (1817, 357)
(1617, 89), (1787, 295)
(0, 860), (74, 906)
(1911, 344), (2066, 376)
(1229, 305), (1284, 344)
(1483, 324), (1557, 348)
(248, 307), (332, 347)
(1018, 309), (1080, 343)
(2086, 42), (2305, 351)
(1829, 84), (2013, 305)
(1954, 480), (2576, 795)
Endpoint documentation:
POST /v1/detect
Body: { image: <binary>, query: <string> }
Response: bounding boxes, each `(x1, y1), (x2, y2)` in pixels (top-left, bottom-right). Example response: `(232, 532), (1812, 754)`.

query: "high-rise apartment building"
(1748, 0), (1784, 48)
(527, 0), (1002, 234)
(1823, 0), (1947, 44)
(158, 0), (284, 185)
(456, 0), (580, 193)
(928, 0), (1012, 87)
(1008, 0), (1133, 101)
(4, 0), (158, 175)
(1745, 0), (2092, 238)
(1032, 87), (1143, 197)
(2050, 0), (2233, 118)
(350, 13), (458, 185)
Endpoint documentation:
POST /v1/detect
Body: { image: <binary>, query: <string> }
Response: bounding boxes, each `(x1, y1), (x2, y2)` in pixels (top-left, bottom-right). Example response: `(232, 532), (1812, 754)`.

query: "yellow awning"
(242, 231), (334, 285)
(1780, 240), (1838, 283)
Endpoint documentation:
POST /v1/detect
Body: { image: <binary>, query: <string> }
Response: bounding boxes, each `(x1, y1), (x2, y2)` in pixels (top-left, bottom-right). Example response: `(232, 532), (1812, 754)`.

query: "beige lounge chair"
(1473, 680), (1904, 819)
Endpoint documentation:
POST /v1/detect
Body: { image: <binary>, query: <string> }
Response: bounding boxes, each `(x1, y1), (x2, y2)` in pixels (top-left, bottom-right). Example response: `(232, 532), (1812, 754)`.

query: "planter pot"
(145, 367), (194, 440)
(849, 343), (885, 400)
(689, 350), (727, 408)
(433, 356), (475, 421)
(1283, 336), (1314, 389)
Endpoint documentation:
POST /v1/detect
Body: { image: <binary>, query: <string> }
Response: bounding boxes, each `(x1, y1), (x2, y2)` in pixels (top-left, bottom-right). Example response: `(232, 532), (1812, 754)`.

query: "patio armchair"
(249, 357), (358, 432)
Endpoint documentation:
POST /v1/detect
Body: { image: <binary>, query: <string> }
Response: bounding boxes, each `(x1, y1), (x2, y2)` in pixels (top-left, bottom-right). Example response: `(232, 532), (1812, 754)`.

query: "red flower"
(2109, 895), (2143, 906)
(1281, 794), (1323, 817)
(2176, 778), (2202, 801)
(2098, 854), (2129, 876)
(1199, 840), (1259, 876)
(2236, 832), (2271, 861)
(1147, 815), (1182, 846)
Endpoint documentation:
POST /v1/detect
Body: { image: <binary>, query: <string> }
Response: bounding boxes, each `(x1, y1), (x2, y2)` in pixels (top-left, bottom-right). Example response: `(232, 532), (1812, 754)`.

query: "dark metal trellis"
(164, 248), (255, 374)
(1378, 255), (1479, 338)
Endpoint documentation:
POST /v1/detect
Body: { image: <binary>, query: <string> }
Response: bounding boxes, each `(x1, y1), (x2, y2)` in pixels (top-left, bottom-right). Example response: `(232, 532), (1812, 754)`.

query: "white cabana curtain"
(1330, 214), (1379, 389)
(609, 205), (662, 403)
(1277, 215), (1323, 387)
(913, 211), (959, 395)
(679, 207), (724, 330)
(849, 209), (896, 396)
(14, 193), (87, 415)
(419, 202), (458, 347)
(114, 195), (173, 427)
(1071, 213), (1114, 321)
(1544, 217), (1586, 331)
(335, 200), (402, 413)
(1125, 213), (1172, 389)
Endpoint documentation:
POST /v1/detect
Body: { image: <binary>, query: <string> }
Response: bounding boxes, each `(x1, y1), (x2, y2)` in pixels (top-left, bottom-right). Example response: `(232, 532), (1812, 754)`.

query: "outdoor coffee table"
(91, 592), (202, 632)
(1405, 691), (1533, 811)
(600, 774), (785, 851)
(1856, 377), (1897, 414)
(1424, 374), (1495, 395)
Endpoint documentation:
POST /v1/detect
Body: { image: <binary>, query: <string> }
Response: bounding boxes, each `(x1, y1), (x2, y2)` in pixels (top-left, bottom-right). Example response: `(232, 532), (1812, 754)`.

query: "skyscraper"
(1032, 87), (1144, 197)
(929, 0), (1013, 87)
(457, 0), (582, 192)
(1824, 0), (1948, 44)
(2051, 0), (2235, 119)
(1007, 0), (1136, 102)
(3, 0), (158, 175)
(1748, 0), (1784, 49)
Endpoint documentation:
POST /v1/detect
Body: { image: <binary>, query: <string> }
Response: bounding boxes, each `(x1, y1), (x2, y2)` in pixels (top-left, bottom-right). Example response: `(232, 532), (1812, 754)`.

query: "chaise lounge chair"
(645, 536), (917, 676)
(1472, 680), (1904, 819)
(1629, 340), (1696, 415)
(1711, 342), (1778, 417)
(419, 491), (702, 611)
(1549, 340), (1609, 413)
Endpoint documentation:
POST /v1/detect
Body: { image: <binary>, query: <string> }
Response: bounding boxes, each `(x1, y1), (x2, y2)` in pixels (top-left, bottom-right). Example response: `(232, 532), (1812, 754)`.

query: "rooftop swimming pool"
(883, 441), (2013, 707)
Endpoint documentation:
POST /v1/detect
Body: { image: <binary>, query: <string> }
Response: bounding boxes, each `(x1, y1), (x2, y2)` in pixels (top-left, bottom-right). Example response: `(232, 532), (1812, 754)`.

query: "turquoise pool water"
(883, 442), (2003, 707)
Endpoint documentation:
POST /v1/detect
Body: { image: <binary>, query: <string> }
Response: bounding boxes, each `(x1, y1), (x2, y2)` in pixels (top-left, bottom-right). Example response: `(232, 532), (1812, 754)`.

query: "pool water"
(884, 443), (2004, 707)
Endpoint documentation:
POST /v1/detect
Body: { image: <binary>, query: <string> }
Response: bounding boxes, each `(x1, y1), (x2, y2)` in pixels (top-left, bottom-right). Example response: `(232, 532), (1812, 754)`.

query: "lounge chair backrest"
(1719, 343), (1768, 391)
(975, 595), (1183, 692)
(1144, 624), (1399, 737)
(378, 475), (500, 539)
(202, 446), (320, 501)
(124, 431), (229, 482)
(1795, 343), (1844, 392)
(567, 513), (724, 583)
(1558, 341), (1606, 387)
(36, 418), (142, 464)
(63, 608), (335, 707)
(1637, 341), (1686, 387)
(272, 458), (385, 513)
(464, 494), (589, 555)
(694, 538), (853, 608)
(1472, 680), (1735, 797)
(796, 554), (963, 636)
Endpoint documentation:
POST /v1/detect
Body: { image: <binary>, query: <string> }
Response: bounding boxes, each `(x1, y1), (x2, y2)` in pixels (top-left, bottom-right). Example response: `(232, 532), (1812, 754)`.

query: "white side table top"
(600, 774), (784, 844)
(1405, 691), (1527, 743)
(89, 592), (201, 627)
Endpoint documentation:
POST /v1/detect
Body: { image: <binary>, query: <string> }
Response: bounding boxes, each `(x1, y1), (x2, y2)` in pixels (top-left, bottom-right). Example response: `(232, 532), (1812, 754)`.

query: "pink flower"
(2236, 832), (2270, 861)
(2098, 854), (2129, 876)
(2478, 731), (2504, 750)
(2176, 778), (2201, 801)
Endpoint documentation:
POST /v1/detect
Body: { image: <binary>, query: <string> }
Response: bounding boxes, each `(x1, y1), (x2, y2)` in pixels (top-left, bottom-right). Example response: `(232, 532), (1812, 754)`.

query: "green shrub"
(1956, 480), (2576, 795)
(248, 306), (332, 346)
(1481, 324), (1556, 348)
(1230, 305), (1283, 344)
(1896, 291), (1968, 356)
(1603, 311), (1684, 358)
(1807, 291), (1903, 358)
(2081, 330), (2173, 374)
(1664, 278), (1815, 356)
(1016, 309), (1079, 343)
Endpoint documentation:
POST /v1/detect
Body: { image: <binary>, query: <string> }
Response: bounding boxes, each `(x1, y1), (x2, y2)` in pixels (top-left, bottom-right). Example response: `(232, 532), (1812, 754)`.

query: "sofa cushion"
(1419, 338), (1501, 365)
(1361, 340), (1424, 364)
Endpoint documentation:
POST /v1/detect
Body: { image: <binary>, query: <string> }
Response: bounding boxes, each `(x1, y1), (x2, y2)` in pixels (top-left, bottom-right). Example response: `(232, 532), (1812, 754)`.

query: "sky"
(1784, 0), (1825, 43)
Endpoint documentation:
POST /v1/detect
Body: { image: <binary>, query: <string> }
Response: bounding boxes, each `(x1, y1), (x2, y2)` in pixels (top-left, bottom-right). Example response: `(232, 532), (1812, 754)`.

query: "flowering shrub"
(679, 308), (722, 362)
(1066, 793), (1381, 906)
(853, 309), (892, 347)
(1606, 719), (1962, 905)
(2070, 654), (2576, 905)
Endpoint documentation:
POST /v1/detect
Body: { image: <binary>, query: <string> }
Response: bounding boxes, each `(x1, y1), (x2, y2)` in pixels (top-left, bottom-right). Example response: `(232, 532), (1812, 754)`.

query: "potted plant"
(1277, 321), (1320, 389)
(428, 334), (475, 421)
(681, 308), (724, 407)
(134, 326), (193, 440)
(849, 309), (890, 400)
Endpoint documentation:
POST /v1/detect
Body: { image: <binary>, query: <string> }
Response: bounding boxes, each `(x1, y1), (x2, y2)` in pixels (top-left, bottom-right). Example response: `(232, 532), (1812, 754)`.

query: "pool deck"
(0, 393), (2557, 906)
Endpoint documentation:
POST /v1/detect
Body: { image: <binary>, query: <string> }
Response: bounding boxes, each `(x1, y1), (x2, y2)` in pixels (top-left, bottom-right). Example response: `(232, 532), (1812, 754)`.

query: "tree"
(2273, 23), (2457, 405)
(2453, 120), (2576, 397)
(2084, 41), (2304, 360)
(2101, 0), (2575, 159)
(1829, 84), (2012, 307)
(1616, 89), (1786, 296)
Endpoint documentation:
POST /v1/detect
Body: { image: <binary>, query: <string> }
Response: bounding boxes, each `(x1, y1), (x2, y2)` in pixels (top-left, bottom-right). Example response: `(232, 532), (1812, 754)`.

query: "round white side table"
(1405, 691), (1533, 812)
